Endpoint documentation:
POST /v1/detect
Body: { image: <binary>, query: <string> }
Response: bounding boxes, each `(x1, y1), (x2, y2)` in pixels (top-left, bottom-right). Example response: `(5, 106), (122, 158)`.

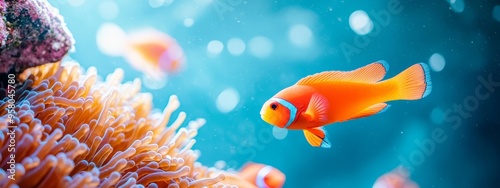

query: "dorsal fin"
(296, 60), (389, 85)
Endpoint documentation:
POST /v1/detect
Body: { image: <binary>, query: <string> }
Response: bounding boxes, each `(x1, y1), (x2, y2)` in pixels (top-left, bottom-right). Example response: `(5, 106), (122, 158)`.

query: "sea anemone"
(0, 62), (252, 188)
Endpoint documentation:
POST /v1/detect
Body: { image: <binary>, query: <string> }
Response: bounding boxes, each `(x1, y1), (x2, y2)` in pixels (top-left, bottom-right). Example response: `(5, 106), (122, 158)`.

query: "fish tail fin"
(390, 63), (432, 100)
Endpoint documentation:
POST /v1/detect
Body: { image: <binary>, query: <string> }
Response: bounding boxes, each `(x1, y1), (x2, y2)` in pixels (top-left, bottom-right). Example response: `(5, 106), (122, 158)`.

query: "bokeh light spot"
(99, 0), (119, 20)
(165, 0), (174, 5)
(248, 36), (273, 58)
(214, 160), (226, 170)
(183, 18), (194, 27)
(448, 0), (465, 13)
(272, 127), (288, 140)
(216, 88), (240, 113)
(493, 5), (500, 22)
(142, 74), (168, 90)
(349, 10), (374, 35)
(227, 38), (246, 56)
(288, 24), (313, 48)
(96, 23), (127, 56)
(207, 40), (224, 55)
(149, 0), (165, 8)
(429, 53), (446, 72)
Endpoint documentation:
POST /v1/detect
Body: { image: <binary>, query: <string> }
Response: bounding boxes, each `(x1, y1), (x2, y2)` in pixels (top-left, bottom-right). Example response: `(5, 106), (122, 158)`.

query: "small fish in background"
(373, 166), (419, 188)
(260, 61), (432, 148)
(96, 23), (185, 89)
(237, 162), (286, 188)
(123, 28), (185, 80)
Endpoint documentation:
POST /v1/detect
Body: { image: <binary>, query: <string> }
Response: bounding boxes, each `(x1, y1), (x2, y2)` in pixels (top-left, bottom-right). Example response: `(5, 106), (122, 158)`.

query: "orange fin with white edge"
(389, 63), (432, 100)
(296, 60), (389, 85)
(346, 103), (391, 121)
(303, 93), (329, 122)
(303, 127), (331, 148)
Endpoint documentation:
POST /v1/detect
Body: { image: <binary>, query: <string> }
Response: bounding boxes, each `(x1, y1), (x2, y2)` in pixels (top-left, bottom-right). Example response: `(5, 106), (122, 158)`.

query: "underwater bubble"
(99, 0), (119, 20)
(493, 5), (500, 22)
(183, 18), (194, 27)
(431, 107), (445, 124)
(96, 23), (127, 56)
(429, 53), (446, 72)
(149, 0), (165, 8)
(227, 38), (246, 56)
(207, 40), (224, 55)
(216, 88), (240, 113)
(248, 36), (273, 58)
(349, 10), (374, 35)
(214, 160), (226, 169)
(288, 24), (313, 48)
(68, 0), (85, 7)
(448, 0), (465, 13)
(272, 127), (288, 140)
(142, 74), (168, 90)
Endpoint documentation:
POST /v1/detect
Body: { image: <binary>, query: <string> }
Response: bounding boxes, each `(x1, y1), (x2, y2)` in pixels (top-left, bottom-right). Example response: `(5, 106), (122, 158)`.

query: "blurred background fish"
(372, 166), (419, 188)
(238, 162), (286, 188)
(96, 23), (185, 89)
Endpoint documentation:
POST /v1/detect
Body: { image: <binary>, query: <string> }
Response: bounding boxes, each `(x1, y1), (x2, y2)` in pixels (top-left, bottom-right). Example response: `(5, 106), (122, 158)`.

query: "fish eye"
(270, 103), (278, 110)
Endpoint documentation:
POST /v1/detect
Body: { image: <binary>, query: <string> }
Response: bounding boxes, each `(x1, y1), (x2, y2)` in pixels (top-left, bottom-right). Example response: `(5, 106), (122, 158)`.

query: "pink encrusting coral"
(0, 0), (7, 46)
(0, 0), (74, 74)
(0, 62), (253, 188)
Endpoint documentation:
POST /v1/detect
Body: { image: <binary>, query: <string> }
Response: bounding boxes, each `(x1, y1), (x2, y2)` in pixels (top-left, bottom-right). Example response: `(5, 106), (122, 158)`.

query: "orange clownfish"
(123, 28), (185, 80)
(238, 162), (286, 188)
(260, 61), (432, 148)
(372, 166), (419, 188)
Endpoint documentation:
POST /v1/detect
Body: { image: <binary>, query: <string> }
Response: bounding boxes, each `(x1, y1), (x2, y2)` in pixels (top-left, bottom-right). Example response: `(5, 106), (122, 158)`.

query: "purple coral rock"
(0, 1), (7, 46)
(0, 0), (74, 74)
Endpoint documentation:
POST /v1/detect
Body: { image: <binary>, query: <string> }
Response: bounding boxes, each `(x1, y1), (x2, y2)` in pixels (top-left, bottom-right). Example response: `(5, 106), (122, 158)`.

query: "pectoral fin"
(303, 127), (331, 148)
(303, 93), (329, 122)
(347, 103), (391, 120)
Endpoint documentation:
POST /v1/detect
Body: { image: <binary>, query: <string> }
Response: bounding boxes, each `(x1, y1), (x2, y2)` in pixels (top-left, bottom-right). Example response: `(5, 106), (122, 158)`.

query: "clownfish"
(238, 162), (286, 188)
(373, 166), (419, 188)
(123, 28), (185, 81)
(260, 61), (432, 148)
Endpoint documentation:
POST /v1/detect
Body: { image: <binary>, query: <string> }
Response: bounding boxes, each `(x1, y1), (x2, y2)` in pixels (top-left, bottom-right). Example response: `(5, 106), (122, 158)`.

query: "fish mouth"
(260, 114), (270, 123)
(260, 114), (285, 128)
(259, 109), (267, 121)
(260, 113), (273, 125)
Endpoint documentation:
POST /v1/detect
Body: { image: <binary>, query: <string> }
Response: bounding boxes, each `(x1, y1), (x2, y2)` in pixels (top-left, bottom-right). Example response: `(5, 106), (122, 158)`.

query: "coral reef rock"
(0, 0), (74, 74)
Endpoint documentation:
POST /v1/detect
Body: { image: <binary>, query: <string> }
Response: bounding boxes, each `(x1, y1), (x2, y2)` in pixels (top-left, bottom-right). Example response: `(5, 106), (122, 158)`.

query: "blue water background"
(49, 0), (500, 187)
